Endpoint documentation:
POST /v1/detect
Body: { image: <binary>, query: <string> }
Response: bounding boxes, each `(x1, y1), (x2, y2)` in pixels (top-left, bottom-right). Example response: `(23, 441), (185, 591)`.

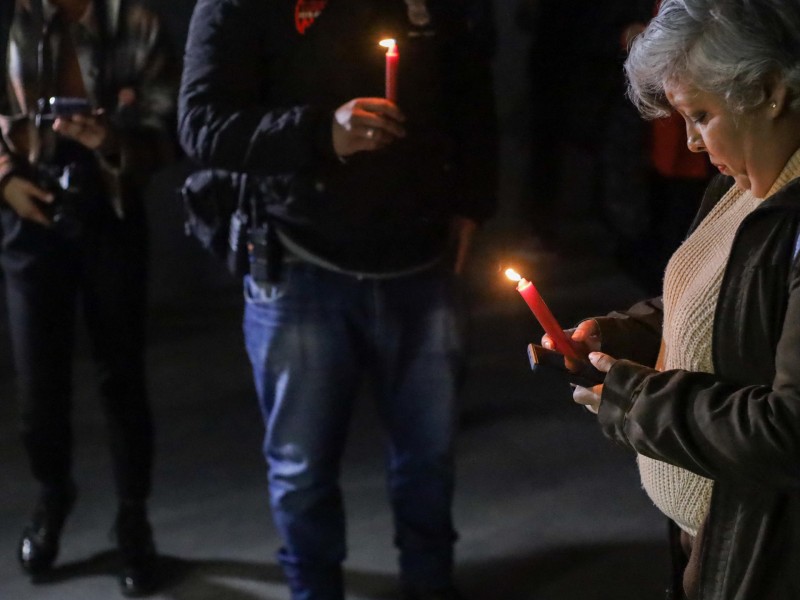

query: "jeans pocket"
(243, 273), (288, 305)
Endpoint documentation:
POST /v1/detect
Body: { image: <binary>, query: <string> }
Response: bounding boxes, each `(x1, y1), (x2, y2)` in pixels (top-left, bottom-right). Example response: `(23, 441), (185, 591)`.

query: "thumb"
(588, 351), (616, 373)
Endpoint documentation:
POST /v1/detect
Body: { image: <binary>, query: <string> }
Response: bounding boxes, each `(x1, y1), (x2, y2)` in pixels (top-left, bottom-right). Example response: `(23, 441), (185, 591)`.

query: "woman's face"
(666, 81), (773, 196)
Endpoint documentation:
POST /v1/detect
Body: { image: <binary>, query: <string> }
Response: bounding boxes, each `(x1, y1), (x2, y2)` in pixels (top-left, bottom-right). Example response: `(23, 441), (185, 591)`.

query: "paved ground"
(0, 227), (672, 600)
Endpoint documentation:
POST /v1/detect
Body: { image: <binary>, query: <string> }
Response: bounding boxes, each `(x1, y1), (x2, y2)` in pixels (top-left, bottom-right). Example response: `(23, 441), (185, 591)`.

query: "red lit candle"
(505, 268), (581, 360)
(380, 38), (399, 103)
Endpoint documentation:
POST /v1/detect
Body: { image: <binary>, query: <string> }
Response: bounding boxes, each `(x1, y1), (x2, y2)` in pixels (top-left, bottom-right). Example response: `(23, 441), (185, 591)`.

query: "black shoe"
(17, 485), (77, 577)
(114, 503), (158, 597)
(402, 585), (465, 600)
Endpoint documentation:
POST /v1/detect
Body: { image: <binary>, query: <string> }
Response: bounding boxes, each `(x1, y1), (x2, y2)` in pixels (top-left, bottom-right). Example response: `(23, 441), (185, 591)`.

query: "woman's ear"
(766, 79), (789, 117)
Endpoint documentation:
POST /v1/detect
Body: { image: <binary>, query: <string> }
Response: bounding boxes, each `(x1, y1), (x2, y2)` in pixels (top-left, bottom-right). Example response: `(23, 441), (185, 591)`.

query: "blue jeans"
(243, 262), (465, 600)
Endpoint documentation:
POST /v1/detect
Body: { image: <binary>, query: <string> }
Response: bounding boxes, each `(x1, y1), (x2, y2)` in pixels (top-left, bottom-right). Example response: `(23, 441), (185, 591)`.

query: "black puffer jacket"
(178, 0), (496, 274)
(595, 174), (800, 599)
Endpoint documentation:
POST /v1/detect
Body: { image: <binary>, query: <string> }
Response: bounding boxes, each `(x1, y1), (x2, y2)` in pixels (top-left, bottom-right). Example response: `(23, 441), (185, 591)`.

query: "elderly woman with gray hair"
(542, 0), (800, 598)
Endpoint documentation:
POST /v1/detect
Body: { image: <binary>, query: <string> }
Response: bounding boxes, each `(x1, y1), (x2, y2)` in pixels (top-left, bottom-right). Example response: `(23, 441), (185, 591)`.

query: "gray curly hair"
(625, 0), (800, 119)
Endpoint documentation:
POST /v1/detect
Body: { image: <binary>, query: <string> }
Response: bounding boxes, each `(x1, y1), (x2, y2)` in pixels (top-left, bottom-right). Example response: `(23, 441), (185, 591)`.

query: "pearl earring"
(771, 101), (778, 109)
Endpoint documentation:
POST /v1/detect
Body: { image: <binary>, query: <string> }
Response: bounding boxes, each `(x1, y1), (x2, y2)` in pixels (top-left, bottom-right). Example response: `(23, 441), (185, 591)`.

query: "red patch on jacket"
(295, 0), (328, 34)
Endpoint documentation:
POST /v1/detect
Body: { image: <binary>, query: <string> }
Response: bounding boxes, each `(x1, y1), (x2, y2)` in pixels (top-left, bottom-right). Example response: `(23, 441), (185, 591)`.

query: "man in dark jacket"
(178, 2), (496, 599)
(0, 0), (177, 596)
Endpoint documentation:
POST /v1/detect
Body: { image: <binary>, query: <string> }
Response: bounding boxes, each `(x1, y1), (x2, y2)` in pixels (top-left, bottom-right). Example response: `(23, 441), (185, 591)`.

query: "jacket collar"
(34, 0), (122, 38)
(760, 177), (800, 212)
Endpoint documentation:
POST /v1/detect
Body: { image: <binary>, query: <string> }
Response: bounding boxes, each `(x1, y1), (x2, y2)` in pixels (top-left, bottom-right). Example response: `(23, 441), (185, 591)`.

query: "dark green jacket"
(596, 174), (800, 599)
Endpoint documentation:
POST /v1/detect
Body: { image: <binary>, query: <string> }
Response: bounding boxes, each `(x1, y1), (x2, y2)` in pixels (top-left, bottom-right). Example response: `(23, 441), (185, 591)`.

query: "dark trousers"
(0, 196), (153, 503)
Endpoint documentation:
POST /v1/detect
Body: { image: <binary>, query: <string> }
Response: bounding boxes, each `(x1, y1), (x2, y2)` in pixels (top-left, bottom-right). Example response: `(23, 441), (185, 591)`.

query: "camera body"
(30, 97), (93, 238)
(35, 163), (85, 239)
(35, 96), (92, 127)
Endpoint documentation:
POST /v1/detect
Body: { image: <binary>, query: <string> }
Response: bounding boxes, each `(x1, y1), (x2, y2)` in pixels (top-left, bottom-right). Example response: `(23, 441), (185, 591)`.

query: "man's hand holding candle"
(332, 98), (406, 158)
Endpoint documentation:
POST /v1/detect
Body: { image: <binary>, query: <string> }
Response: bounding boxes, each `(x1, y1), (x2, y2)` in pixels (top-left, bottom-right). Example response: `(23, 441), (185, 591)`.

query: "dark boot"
(114, 502), (158, 597)
(17, 484), (77, 577)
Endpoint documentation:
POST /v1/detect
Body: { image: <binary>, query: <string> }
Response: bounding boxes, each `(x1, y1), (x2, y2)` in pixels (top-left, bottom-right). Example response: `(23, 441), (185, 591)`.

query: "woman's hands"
(332, 98), (406, 158)
(572, 352), (617, 414)
(541, 319), (601, 361)
(542, 319), (616, 414)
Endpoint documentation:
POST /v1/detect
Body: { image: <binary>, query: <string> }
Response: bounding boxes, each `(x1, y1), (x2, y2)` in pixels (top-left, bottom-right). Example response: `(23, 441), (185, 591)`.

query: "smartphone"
(527, 343), (606, 387)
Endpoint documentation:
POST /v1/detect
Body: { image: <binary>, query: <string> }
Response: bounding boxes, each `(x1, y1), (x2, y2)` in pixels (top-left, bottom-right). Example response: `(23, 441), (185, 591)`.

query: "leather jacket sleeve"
(0, 0), (14, 191)
(597, 254), (800, 491)
(103, 4), (179, 192)
(593, 297), (663, 367)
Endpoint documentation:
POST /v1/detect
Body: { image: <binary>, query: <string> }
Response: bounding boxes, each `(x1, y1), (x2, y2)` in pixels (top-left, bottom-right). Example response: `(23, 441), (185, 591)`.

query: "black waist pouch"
(180, 168), (283, 282)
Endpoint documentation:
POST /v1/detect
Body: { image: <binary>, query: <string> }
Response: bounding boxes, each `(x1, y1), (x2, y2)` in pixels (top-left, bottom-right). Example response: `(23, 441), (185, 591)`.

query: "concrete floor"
(0, 229), (672, 600)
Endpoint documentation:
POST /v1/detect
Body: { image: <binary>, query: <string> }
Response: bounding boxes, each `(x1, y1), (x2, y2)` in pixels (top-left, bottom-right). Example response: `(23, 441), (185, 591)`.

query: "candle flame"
(379, 38), (397, 50)
(505, 268), (522, 282)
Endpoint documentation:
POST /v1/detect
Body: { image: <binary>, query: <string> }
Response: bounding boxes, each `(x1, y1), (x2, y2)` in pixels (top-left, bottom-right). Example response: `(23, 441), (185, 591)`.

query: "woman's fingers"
(588, 351), (616, 373)
(572, 383), (602, 414)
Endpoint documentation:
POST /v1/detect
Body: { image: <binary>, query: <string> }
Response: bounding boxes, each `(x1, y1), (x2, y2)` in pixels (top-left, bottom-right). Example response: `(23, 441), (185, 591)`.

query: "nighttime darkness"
(6, 0), (800, 599)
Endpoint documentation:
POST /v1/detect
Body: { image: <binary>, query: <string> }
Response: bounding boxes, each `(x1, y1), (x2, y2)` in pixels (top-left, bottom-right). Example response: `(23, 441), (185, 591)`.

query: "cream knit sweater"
(637, 151), (800, 536)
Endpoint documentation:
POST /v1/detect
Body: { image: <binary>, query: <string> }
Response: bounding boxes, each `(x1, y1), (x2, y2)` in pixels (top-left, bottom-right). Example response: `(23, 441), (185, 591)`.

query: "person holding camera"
(0, 0), (177, 596)
(179, 1), (496, 599)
